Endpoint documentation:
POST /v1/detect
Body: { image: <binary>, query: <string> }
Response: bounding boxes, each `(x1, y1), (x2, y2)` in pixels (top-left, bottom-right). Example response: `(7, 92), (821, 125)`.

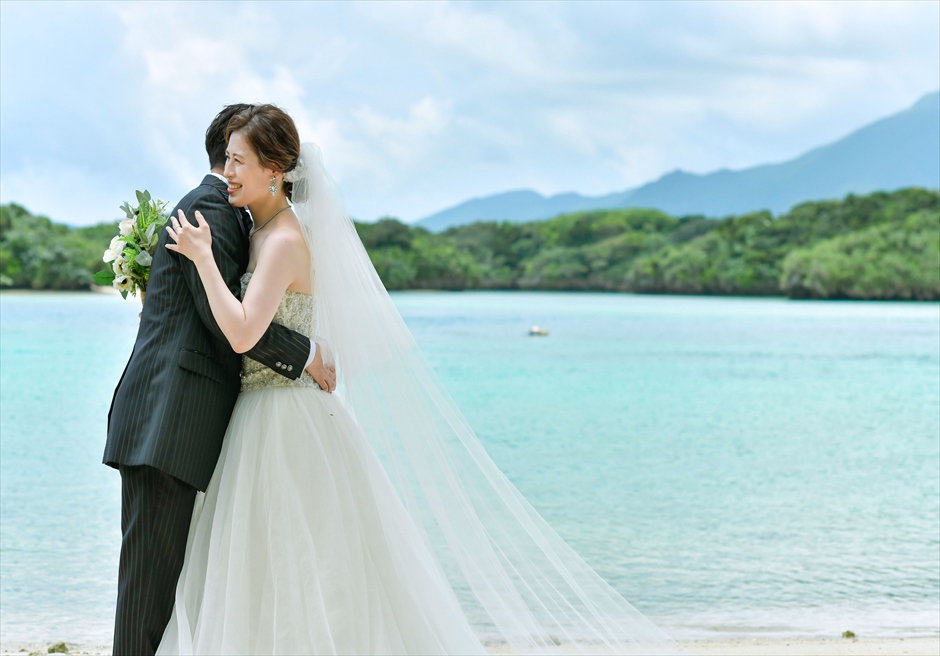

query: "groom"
(103, 103), (334, 656)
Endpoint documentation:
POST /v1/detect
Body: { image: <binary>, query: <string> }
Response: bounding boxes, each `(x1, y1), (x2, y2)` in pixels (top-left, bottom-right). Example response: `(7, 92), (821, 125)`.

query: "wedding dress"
(160, 143), (682, 655)
(157, 274), (485, 654)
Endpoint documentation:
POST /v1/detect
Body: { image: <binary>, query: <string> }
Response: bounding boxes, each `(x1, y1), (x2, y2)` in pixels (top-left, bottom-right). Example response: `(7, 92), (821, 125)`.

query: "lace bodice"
(239, 272), (319, 393)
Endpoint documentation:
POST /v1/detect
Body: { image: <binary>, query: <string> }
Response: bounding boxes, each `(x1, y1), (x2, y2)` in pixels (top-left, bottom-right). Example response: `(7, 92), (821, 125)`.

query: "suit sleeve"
(175, 193), (311, 380)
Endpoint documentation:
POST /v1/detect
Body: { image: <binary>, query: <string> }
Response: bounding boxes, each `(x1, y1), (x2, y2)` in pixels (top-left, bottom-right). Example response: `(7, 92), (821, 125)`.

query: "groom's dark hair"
(206, 103), (253, 170)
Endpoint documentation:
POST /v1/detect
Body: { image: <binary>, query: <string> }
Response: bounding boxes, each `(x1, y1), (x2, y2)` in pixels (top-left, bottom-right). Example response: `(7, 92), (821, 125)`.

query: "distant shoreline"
(0, 285), (121, 295)
(2, 287), (939, 303)
(4, 189), (938, 300)
(2, 637), (939, 656)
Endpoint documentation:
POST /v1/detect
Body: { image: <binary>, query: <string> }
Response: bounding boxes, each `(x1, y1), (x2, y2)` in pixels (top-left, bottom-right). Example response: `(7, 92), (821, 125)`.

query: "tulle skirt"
(157, 386), (486, 655)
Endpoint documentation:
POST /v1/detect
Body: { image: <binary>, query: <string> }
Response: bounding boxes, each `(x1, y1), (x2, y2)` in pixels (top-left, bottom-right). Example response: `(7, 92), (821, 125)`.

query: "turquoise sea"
(1, 291), (938, 643)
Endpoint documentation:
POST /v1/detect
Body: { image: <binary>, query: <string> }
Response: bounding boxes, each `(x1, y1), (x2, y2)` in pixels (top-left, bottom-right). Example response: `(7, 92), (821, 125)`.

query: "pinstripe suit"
(103, 175), (310, 655)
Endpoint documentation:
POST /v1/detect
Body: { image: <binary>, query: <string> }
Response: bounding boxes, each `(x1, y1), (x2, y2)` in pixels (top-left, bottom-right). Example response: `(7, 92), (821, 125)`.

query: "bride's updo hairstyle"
(226, 104), (302, 201)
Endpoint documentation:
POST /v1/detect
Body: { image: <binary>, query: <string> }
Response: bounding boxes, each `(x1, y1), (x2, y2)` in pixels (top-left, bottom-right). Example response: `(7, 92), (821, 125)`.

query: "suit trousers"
(113, 465), (197, 656)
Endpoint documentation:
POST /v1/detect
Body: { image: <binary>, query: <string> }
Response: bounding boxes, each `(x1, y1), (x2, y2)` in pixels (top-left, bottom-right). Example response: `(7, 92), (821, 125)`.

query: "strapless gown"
(157, 274), (485, 655)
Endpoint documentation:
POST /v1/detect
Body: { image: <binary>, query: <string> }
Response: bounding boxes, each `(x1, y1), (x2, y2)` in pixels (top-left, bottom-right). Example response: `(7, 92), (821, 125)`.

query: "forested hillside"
(2, 188), (938, 300)
(0, 204), (116, 290)
(366, 188), (939, 299)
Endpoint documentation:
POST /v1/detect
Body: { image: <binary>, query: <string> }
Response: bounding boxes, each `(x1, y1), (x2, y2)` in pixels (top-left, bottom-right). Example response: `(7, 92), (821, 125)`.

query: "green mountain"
(417, 91), (940, 231)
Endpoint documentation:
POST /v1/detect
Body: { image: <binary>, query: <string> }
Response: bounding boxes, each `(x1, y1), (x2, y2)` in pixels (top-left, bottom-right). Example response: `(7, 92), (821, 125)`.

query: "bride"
(158, 104), (682, 655)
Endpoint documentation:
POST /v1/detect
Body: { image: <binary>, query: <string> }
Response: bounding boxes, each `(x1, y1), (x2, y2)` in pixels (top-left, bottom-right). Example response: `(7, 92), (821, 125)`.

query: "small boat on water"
(529, 325), (549, 336)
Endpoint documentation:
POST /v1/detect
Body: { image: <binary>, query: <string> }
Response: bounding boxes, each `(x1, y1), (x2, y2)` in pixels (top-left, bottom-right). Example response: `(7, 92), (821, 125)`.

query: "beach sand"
(682, 637), (940, 655)
(2, 637), (939, 655)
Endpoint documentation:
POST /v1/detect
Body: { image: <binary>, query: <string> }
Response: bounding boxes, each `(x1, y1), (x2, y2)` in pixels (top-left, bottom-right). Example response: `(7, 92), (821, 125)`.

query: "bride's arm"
(166, 209), (301, 353)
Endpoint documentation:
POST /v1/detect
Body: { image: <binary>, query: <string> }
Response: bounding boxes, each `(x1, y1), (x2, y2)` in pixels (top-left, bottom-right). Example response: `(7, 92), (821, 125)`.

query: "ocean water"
(1, 291), (938, 643)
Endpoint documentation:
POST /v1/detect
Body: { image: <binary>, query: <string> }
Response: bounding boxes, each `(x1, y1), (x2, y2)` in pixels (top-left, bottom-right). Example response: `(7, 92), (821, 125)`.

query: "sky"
(1, 0), (938, 226)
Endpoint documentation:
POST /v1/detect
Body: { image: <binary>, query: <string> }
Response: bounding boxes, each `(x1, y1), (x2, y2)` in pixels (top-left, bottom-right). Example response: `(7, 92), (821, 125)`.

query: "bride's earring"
(269, 176), (278, 196)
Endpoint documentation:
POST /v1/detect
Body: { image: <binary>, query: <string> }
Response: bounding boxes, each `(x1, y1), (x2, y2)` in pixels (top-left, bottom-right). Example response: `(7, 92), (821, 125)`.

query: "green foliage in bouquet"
(93, 190), (168, 299)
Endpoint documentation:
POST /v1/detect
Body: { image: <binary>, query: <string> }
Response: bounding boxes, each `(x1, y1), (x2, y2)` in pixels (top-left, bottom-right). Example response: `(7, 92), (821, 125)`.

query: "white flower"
(102, 236), (123, 263)
(283, 159), (306, 183)
(112, 254), (132, 276)
(119, 218), (135, 237)
(113, 274), (134, 293)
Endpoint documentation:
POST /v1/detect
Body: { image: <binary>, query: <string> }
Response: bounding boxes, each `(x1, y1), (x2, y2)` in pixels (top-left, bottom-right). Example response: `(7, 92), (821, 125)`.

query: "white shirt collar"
(209, 172), (227, 184)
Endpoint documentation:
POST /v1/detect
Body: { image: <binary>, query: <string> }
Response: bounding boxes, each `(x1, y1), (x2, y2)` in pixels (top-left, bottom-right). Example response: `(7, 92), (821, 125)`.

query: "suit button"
(288, 365), (293, 371)
(276, 361), (282, 367)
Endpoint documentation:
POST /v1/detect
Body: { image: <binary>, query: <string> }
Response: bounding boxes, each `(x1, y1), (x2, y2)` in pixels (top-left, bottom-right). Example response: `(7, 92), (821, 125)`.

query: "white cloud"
(114, 3), (304, 187)
(1, 0), (937, 225)
(353, 97), (452, 182)
(360, 1), (576, 83)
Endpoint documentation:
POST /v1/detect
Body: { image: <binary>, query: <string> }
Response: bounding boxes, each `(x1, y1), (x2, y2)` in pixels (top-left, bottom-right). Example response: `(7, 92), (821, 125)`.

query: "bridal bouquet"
(93, 190), (168, 301)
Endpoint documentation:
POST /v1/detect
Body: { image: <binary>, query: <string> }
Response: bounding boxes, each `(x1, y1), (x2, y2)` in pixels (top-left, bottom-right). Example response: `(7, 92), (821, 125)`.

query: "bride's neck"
(247, 196), (289, 225)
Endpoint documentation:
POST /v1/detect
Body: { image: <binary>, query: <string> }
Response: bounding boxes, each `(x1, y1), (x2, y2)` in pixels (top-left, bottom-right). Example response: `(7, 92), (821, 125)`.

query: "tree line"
(2, 188), (938, 300)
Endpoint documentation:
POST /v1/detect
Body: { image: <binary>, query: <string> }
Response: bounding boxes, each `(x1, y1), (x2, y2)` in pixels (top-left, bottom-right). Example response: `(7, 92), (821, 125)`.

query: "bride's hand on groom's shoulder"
(166, 210), (213, 265)
(306, 342), (336, 394)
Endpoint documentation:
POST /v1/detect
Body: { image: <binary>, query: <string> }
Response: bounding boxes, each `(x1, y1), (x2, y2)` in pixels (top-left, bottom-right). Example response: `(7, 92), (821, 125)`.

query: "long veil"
(291, 143), (682, 655)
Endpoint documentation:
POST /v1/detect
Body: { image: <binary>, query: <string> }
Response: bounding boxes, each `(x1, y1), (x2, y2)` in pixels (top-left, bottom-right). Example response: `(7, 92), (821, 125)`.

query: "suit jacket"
(103, 175), (310, 491)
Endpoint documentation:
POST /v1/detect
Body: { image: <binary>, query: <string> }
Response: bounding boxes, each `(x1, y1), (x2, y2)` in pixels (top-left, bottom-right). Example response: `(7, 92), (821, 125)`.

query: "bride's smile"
(222, 130), (282, 214)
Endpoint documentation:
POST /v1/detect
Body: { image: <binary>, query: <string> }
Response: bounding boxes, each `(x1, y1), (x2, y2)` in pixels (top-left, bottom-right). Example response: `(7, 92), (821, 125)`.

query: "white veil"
(291, 143), (682, 655)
